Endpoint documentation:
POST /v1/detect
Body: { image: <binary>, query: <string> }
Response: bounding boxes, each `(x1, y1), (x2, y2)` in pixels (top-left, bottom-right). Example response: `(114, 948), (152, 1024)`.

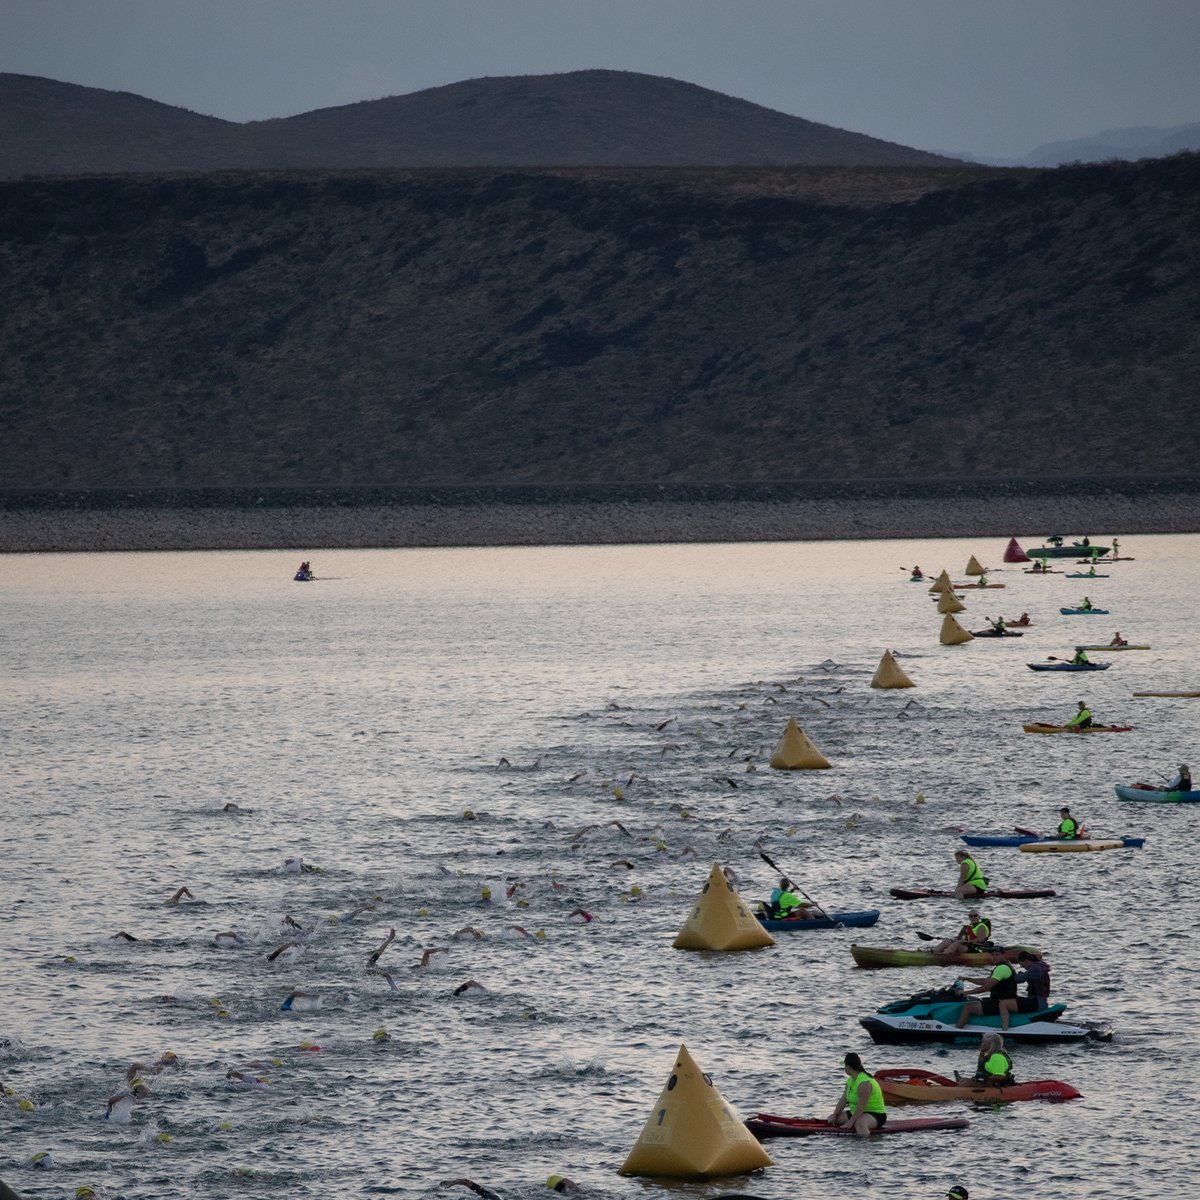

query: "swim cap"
(18, 1098), (36, 1111)
(372, 1028), (390, 1042)
(31, 1150), (52, 1165)
(481, 885), (492, 901)
(948, 1188), (969, 1200)
(75, 1189), (98, 1199)
(546, 1176), (568, 1191)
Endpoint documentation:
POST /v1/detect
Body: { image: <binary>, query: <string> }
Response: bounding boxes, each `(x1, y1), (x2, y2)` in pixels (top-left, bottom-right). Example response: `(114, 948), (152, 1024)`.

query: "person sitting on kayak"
(1085, 565), (1098, 577)
(953, 850), (988, 898)
(828, 1051), (887, 1136)
(768, 878), (813, 920)
(1080, 596), (1093, 611)
(955, 946), (1020, 1030)
(934, 910), (992, 955)
(1167, 764), (1192, 791)
(911, 566), (924, 580)
(1057, 807), (1085, 838)
(1014, 950), (1051, 1012)
(977, 570), (988, 586)
(1110, 632), (1128, 646)
(1065, 701), (1093, 730)
(989, 617), (1006, 633)
(1070, 648), (1090, 665)
(972, 1033), (1015, 1086)
(1012, 612), (1030, 626)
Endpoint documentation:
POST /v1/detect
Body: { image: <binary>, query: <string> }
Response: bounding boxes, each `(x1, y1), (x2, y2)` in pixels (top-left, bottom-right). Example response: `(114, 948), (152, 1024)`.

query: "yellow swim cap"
(547, 1176), (564, 1190)
(63, 955), (77, 963)
(156, 1132), (171, 1143)
(18, 1098), (36, 1111)
(218, 1121), (233, 1131)
(480, 886), (492, 901)
(75, 1188), (98, 1199)
(417, 907), (430, 917)
(372, 1028), (390, 1042)
(535, 929), (546, 939)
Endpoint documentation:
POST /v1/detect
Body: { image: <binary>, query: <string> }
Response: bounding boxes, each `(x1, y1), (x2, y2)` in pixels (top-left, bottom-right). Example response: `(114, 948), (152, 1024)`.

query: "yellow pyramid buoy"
(965, 554), (986, 576)
(927, 569), (952, 594)
(768, 717), (831, 770)
(673, 863), (775, 951)
(618, 1043), (773, 1178)
(940, 614), (974, 645)
(870, 649), (916, 689)
(937, 589), (966, 614)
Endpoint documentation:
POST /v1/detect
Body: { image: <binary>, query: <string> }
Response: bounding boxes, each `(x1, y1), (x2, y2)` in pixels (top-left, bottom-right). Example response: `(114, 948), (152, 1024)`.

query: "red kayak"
(747, 1113), (968, 1138)
(875, 1068), (1080, 1104)
(890, 887), (1057, 900)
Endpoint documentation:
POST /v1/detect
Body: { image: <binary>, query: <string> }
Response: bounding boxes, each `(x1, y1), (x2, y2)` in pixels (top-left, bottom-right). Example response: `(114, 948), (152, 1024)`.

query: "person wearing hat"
(828, 1051), (887, 1136)
(934, 910), (993, 955)
(1167, 764), (1192, 792)
(1056, 807), (1085, 839)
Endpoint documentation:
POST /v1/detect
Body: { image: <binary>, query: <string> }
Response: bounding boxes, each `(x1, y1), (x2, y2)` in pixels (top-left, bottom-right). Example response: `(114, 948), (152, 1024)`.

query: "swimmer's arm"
(266, 941), (298, 961)
(440, 1181), (503, 1200)
(166, 886), (195, 905)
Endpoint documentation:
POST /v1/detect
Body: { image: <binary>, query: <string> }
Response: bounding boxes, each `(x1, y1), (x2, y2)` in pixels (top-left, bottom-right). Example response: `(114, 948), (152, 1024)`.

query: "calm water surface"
(2, 536), (1198, 1199)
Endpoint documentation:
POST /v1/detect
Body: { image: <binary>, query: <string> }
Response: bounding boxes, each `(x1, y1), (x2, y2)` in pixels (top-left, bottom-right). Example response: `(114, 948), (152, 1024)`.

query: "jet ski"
(859, 985), (1112, 1045)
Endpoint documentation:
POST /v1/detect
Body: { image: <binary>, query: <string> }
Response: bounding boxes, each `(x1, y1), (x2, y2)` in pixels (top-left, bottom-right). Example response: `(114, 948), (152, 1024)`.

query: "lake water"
(2, 535), (1197, 1200)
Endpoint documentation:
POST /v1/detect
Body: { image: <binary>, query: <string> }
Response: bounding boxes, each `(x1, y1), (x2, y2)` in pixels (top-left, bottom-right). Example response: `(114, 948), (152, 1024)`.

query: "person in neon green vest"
(828, 1051), (886, 1136)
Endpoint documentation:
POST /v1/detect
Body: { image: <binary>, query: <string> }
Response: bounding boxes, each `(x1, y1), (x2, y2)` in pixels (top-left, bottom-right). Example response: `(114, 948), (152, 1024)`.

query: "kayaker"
(1014, 950), (1052, 1012)
(1057, 807), (1085, 838)
(953, 850), (988, 898)
(955, 946), (1020, 1030)
(828, 1051), (887, 1136)
(1065, 701), (1094, 730)
(1070, 648), (1090, 665)
(1167, 764), (1192, 791)
(1080, 596), (1093, 611)
(989, 617), (1006, 633)
(934, 910), (992, 955)
(1110, 631), (1128, 646)
(911, 566), (924, 580)
(972, 1032), (1015, 1085)
(977, 570), (988, 586)
(769, 878), (813, 920)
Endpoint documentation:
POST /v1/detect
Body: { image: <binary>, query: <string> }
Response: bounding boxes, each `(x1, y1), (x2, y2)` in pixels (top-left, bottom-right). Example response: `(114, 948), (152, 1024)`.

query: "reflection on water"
(1, 536), (1197, 1199)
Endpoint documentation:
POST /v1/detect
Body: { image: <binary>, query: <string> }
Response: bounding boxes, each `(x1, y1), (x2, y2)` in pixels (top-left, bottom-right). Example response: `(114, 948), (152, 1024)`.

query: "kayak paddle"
(756, 849), (841, 927)
(1014, 826), (1040, 837)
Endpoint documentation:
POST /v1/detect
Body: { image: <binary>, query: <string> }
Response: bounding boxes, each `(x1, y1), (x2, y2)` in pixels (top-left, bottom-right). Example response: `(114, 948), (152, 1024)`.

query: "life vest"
(989, 962), (1017, 999)
(965, 918), (991, 942)
(978, 1050), (1014, 1082)
(845, 1071), (886, 1114)
(1057, 816), (1080, 838)
(961, 857), (987, 890)
(775, 890), (802, 918)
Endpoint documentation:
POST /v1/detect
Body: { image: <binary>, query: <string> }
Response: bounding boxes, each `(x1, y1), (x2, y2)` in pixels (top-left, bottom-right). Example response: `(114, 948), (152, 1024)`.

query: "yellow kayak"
(1020, 839), (1124, 853)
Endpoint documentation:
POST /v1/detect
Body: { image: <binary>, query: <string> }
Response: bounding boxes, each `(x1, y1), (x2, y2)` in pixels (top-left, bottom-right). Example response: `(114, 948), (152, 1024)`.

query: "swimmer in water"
(452, 926), (484, 941)
(546, 1178), (579, 1194)
(104, 1092), (134, 1122)
(222, 801), (242, 812)
(368, 969), (399, 991)
(282, 857), (321, 874)
(280, 990), (321, 1012)
(126, 1052), (177, 1082)
(416, 947), (447, 969)
(452, 980), (487, 996)
(367, 928), (396, 966)
(568, 909), (594, 923)
(266, 940), (305, 962)
(166, 886), (196, 905)
(338, 899), (380, 923)
(213, 931), (245, 948)
(110, 931), (139, 943)
(226, 1069), (270, 1088)
(441, 1183), (502, 1200)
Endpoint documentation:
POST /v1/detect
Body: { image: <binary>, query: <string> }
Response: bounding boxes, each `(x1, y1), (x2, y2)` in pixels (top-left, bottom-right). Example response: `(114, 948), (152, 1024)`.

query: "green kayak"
(850, 944), (1036, 969)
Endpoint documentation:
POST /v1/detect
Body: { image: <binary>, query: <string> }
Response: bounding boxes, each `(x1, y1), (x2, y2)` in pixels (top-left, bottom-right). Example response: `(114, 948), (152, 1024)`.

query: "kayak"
(861, 990), (1111, 1045)
(756, 908), (880, 931)
(1023, 722), (1132, 734)
(1115, 784), (1200, 804)
(889, 887), (1057, 900)
(1075, 644), (1150, 651)
(1023, 568), (1061, 574)
(1005, 619), (1033, 627)
(850, 944), (1037, 969)
(874, 1068), (1080, 1104)
(954, 583), (1005, 589)
(746, 1113), (968, 1138)
(1026, 662), (1110, 671)
(963, 833), (1145, 849)
(1065, 573), (1109, 579)
(293, 571), (314, 582)
(971, 628), (1024, 638)
(1020, 839), (1133, 853)
(1059, 607), (1110, 615)
(1132, 690), (1199, 696)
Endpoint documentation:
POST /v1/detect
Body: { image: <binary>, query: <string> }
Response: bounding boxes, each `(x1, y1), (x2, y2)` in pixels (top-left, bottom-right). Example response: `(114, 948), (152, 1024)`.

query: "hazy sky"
(3, 0), (1198, 157)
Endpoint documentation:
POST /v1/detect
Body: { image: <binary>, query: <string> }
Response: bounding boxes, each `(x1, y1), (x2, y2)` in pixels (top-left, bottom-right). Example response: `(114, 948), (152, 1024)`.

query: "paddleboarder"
(828, 1051), (887, 1136)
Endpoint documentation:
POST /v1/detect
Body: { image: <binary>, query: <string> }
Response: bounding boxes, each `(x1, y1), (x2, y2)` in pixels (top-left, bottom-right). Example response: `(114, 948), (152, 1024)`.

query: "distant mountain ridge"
(943, 121), (1200, 167)
(0, 68), (956, 176)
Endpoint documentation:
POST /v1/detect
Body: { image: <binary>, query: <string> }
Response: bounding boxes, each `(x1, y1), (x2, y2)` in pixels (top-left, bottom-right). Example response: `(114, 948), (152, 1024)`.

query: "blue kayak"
(757, 909), (880, 931)
(1027, 662), (1110, 671)
(963, 833), (1145, 848)
(1065, 572), (1109, 579)
(1060, 607), (1109, 615)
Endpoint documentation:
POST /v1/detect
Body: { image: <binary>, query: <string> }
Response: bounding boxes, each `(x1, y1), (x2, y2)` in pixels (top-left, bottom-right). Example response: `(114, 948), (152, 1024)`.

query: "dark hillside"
(0, 157), (1197, 488)
(0, 70), (953, 178)
(245, 70), (956, 168)
(0, 73), (256, 176)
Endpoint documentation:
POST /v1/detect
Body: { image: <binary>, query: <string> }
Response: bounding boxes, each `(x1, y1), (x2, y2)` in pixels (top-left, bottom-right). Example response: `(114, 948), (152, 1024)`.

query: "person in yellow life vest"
(953, 850), (988, 898)
(768, 877), (814, 920)
(955, 946), (1020, 1030)
(1080, 596), (1093, 611)
(828, 1051), (886, 1136)
(972, 1033), (1015, 1085)
(1057, 807), (1085, 839)
(934, 910), (992, 955)
(1065, 701), (1093, 730)
(1070, 647), (1090, 665)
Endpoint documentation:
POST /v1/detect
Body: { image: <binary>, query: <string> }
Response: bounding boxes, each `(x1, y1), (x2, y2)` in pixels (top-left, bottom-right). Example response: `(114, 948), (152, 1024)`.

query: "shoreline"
(2, 479), (1199, 552)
